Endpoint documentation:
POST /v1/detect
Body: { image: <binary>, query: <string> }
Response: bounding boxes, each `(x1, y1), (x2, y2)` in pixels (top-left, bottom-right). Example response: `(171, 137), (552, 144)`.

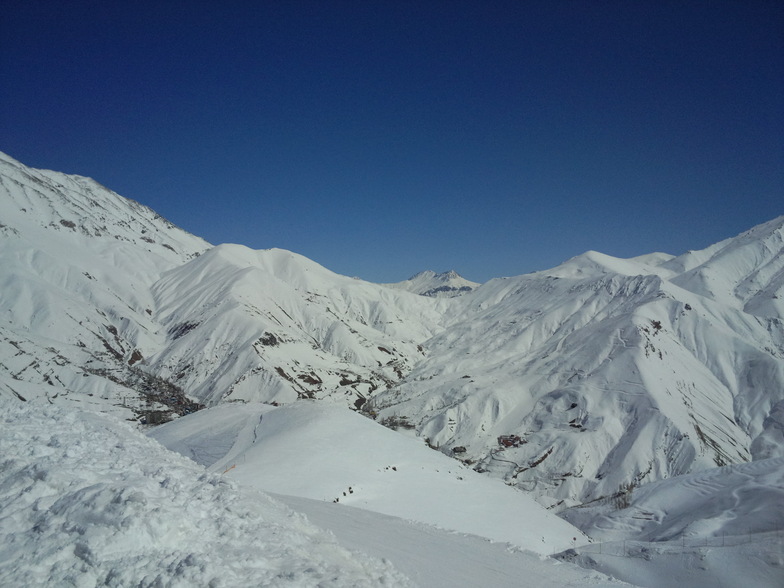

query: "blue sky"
(2, 1), (782, 283)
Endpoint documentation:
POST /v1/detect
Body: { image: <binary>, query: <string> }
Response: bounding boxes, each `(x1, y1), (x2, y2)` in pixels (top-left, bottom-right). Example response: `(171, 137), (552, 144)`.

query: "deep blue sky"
(2, 1), (782, 283)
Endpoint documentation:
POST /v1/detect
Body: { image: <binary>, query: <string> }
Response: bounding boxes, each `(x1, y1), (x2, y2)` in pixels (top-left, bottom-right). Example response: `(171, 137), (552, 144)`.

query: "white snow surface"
(384, 270), (480, 298)
(276, 494), (630, 588)
(0, 394), (412, 587)
(149, 401), (583, 555)
(1, 393), (632, 588)
(558, 458), (784, 587)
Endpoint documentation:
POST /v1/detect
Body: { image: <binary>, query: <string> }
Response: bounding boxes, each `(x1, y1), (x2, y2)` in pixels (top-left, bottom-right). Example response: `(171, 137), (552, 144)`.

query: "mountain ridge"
(384, 269), (480, 298)
(2, 151), (783, 512)
(369, 217), (784, 507)
(3, 152), (784, 585)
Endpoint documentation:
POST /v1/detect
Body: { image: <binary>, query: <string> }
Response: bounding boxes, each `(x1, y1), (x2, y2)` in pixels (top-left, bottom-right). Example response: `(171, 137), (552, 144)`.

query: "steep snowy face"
(662, 215), (784, 317)
(368, 224), (784, 508)
(0, 152), (210, 416)
(0, 152), (449, 415)
(146, 244), (450, 406)
(384, 270), (480, 298)
(0, 151), (209, 269)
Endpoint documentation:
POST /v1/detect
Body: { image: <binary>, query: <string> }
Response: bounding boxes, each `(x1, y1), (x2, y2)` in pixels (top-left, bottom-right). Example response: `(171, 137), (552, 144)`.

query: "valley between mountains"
(1, 150), (782, 586)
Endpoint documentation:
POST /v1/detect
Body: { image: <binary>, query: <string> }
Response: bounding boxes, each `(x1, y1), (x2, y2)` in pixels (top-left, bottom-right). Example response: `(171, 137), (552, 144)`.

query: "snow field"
(0, 397), (412, 587)
(277, 494), (631, 588)
(150, 402), (584, 555)
(560, 457), (784, 587)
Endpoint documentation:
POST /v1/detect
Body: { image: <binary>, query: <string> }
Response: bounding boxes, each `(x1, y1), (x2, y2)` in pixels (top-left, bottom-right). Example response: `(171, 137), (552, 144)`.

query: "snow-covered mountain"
(2, 150), (783, 508)
(2, 151), (784, 585)
(369, 219), (784, 507)
(0, 151), (448, 416)
(0, 151), (210, 419)
(384, 270), (480, 298)
(146, 244), (448, 407)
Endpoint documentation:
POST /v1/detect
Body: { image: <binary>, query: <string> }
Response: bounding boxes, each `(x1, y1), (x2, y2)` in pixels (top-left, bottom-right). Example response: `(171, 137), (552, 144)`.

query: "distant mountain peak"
(385, 270), (480, 298)
(410, 269), (459, 280)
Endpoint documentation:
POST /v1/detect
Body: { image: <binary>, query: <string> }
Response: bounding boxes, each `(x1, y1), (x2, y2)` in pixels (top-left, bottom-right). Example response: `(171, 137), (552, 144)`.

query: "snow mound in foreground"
(0, 398), (412, 587)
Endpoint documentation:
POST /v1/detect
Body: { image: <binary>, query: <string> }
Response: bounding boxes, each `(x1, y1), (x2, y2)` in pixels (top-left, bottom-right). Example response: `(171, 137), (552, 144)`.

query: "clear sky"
(2, 1), (782, 283)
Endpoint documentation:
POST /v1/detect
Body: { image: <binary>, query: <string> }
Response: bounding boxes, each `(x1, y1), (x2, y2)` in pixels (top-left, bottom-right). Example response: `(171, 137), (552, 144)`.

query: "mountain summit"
(384, 269), (480, 298)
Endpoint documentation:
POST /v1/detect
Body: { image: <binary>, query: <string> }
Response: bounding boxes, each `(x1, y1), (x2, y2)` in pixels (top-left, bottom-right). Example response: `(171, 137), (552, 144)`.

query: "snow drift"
(0, 394), (412, 586)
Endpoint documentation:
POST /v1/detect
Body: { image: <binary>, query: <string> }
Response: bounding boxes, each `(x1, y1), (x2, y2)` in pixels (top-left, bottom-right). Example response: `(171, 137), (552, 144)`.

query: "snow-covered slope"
(558, 458), (784, 586)
(278, 495), (629, 588)
(662, 215), (784, 317)
(2, 388), (632, 587)
(0, 151), (210, 418)
(149, 401), (583, 555)
(369, 218), (784, 507)
(0, 151), (449, 416)
(384, 269), (480, 298)
(146, 244), (449, 406)
(0, 393), (411, 586)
